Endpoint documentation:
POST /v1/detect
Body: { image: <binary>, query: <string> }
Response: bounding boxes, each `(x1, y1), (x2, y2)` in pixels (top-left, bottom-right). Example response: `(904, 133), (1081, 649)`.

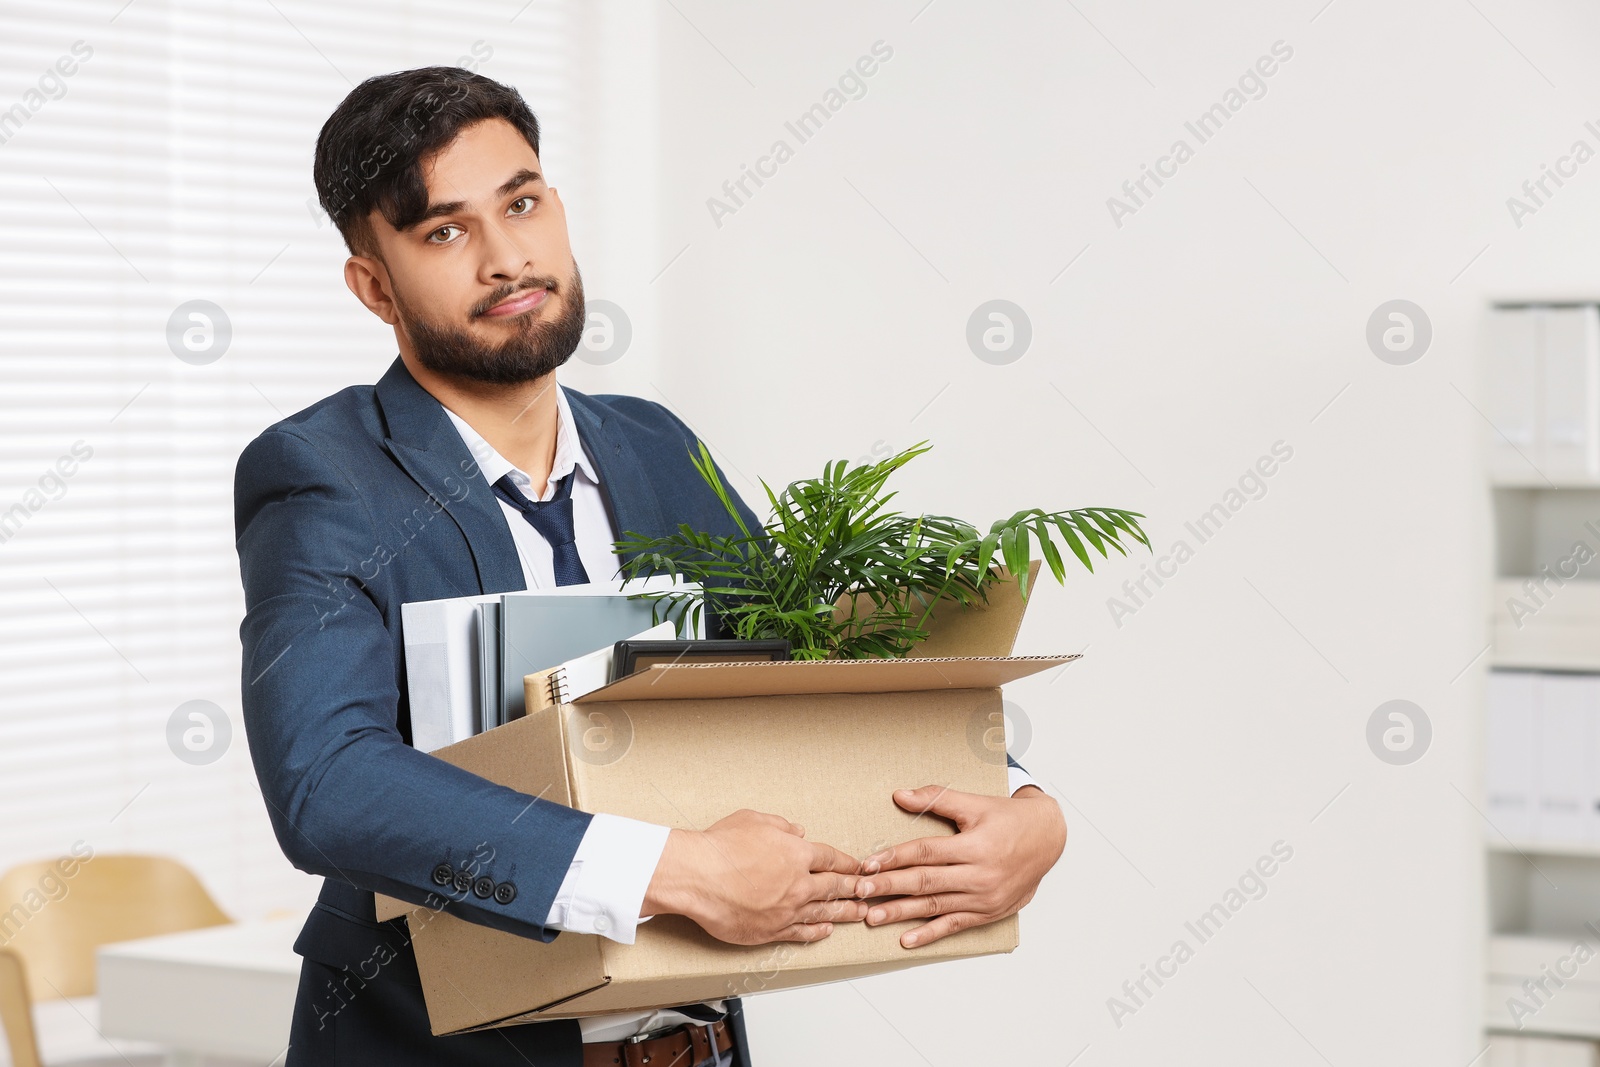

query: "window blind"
(0, 0), (625, 921)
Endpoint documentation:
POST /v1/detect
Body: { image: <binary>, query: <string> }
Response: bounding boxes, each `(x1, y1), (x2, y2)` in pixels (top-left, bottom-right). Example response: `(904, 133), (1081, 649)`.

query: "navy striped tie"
(491, 471), (591, 586)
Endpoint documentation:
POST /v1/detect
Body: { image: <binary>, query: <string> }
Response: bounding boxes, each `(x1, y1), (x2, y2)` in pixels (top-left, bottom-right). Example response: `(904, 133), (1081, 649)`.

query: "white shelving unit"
(1485, 304), (1600, 1062)
(1491, 575), (1600, 674)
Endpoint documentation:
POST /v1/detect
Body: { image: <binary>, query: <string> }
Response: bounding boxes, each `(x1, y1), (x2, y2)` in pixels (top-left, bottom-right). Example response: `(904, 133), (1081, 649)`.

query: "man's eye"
(427, 225), (462, 244)
(508, 196), (539, 216)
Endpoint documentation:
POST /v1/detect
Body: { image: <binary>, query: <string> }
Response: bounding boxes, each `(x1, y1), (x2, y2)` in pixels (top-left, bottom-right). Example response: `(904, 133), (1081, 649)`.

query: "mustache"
(472, 275), (562, 318)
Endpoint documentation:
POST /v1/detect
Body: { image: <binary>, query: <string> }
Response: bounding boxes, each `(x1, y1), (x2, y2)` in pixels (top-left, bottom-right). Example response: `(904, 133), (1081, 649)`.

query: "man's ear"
(344, 253), (399, 326)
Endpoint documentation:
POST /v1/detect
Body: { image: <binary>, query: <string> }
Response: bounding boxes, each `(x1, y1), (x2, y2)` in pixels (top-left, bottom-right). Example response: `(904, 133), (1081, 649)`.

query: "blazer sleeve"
(234, 428), (593, 943)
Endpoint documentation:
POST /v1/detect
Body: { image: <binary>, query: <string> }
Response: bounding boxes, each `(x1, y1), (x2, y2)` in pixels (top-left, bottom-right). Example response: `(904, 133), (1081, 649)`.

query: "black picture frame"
(611, 638), (792, 681)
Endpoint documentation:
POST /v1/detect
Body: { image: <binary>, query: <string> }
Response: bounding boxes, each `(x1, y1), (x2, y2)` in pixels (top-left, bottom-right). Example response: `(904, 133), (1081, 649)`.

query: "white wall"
(646, 0), (1600, 1062)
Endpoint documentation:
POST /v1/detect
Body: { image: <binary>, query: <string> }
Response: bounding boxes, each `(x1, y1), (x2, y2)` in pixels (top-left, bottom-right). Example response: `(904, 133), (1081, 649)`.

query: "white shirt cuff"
(1009, 765), (1041, 796)
(543, 813), (672, 945)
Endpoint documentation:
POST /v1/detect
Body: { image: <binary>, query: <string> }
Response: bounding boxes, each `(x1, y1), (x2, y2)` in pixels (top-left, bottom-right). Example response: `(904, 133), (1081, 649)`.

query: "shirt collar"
(442, 384), (600, 501)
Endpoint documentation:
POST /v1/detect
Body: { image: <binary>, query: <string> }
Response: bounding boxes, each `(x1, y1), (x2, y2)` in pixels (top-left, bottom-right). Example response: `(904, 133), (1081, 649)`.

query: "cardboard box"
(383, 568), (1074, 1035)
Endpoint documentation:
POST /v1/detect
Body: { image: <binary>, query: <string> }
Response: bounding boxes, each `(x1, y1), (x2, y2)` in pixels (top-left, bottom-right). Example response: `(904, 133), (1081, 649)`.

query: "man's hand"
(855, 784), (1067, 948)
(641, 808), (868, 945)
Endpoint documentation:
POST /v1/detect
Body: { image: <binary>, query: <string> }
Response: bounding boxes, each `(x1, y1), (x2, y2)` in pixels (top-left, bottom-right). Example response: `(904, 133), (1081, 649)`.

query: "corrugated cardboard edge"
(577, 653), (1076, 703)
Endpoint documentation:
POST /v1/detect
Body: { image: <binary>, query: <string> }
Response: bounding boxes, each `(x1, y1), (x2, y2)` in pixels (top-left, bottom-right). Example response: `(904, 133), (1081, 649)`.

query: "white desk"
(96, 916), (304, 1065)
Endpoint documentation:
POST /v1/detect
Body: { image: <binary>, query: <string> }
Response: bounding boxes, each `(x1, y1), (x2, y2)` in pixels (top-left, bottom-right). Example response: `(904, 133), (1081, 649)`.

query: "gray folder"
(495, 593), (663, 724)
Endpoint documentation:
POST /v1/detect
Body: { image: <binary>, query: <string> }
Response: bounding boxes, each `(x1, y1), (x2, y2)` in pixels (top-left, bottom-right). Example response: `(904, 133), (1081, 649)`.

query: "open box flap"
(574, 654), (1079, 703)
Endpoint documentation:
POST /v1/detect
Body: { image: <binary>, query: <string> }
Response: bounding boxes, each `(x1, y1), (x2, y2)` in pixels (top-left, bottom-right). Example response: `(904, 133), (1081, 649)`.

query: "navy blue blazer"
(234, 357), (763, 1064)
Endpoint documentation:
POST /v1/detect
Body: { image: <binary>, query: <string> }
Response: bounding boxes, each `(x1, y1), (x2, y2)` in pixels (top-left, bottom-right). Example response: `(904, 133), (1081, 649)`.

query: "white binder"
(1535, 672), (1591, 844)
(1486, 670), (1538, 841)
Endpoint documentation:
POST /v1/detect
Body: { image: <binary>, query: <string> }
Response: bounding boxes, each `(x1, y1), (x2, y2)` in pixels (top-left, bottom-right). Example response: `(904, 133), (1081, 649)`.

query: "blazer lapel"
(374, 357), (527, 595)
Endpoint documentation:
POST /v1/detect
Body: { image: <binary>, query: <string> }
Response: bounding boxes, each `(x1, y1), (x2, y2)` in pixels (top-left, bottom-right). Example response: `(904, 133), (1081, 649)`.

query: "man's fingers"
(806, 871), (863, 904)
(808, 841), (864, 875)
(891, 784), (982, 829)
(799, 898), (869, 924)
(860, 835), (968, 877)
(901, 911), (988, 949)
(856, 862), (972, 900)
(864, 891), (982, 926)
(773, 922), (834, 943)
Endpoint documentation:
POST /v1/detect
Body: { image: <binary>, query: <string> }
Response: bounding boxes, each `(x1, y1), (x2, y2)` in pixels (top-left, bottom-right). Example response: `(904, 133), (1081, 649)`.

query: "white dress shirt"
(442, 388), (1039, 1042)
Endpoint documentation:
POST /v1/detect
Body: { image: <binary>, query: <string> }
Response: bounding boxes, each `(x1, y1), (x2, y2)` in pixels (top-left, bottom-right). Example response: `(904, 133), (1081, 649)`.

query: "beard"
(401, 265), (587, 385)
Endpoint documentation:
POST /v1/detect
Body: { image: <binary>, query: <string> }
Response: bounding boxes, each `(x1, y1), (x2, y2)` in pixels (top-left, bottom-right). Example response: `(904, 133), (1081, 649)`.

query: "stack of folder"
(400, 578), (693, 751)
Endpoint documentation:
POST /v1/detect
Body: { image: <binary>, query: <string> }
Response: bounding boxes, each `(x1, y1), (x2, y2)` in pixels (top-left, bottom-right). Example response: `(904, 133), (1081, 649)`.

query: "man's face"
(357, 117), (584, 385)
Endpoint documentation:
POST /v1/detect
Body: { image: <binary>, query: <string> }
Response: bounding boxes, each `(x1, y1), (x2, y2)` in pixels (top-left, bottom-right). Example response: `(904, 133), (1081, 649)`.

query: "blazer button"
(493, 881), (517, 905)
(431, 863), (454, 887)
(473, 876), (495, 899)
(452, 870), (473, 894)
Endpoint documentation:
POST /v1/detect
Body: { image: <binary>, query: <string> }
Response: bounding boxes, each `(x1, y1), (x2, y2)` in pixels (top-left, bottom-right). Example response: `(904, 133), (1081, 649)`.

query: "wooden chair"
(0, 855), (230, 1067)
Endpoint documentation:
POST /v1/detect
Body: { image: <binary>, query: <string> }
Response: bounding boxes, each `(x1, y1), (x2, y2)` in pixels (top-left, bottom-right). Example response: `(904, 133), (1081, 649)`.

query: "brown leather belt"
(582, 1019), (732, 1067)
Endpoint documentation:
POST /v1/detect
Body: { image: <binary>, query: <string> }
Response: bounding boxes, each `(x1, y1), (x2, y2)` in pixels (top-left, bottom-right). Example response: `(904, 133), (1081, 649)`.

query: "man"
(235, 66), (1067, 1066)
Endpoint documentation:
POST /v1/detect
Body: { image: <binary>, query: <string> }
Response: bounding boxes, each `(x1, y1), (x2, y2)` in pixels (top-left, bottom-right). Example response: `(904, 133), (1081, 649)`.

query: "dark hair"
(313, 66), (541, 257)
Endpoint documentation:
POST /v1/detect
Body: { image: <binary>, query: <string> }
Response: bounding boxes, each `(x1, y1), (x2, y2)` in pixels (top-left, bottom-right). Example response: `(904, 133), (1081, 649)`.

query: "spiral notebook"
(524, 620), (677, 713)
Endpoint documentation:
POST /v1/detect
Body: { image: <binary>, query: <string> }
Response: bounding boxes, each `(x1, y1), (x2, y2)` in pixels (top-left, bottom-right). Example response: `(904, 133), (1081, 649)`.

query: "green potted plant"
(616, 442), (1150, 660)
